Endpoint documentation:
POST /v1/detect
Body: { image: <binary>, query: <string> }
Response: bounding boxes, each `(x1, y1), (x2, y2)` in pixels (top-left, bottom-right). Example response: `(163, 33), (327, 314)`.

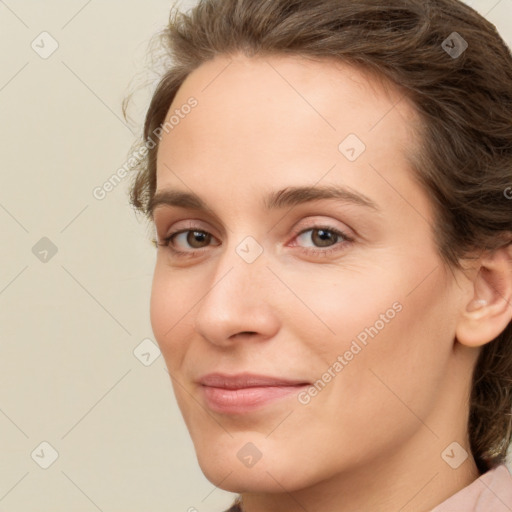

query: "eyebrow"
(148, 184), (380, 218)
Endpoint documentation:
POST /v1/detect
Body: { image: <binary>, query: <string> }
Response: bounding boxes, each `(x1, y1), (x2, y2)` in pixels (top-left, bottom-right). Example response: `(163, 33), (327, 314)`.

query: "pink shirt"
(431, 464), (512, 511)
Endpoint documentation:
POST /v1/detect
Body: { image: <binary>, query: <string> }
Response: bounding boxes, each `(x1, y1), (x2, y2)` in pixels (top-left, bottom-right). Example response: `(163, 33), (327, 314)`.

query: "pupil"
(316, 229), (336, 247)
(189, 231), (208, 248)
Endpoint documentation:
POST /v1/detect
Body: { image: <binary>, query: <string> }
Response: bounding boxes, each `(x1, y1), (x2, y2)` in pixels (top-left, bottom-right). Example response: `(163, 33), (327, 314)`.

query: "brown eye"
(311, 229), (340, 247)
(184, 230), (211, 248)
(291, 225), (354, 258)
(158, 228), (220, 256)
(296, 227), (347, 248)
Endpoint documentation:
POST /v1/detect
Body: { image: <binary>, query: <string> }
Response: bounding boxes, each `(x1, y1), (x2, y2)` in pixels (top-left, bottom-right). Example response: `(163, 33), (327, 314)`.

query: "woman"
(126, 0), (512, 510)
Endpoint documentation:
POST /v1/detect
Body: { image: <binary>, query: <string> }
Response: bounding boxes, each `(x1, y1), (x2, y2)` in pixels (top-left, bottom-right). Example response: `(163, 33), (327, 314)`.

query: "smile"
(198, 373), (310, 414)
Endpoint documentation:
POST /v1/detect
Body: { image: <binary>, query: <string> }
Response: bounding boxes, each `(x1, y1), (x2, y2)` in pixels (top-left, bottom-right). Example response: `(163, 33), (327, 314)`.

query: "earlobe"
(455, 243), (512, 348)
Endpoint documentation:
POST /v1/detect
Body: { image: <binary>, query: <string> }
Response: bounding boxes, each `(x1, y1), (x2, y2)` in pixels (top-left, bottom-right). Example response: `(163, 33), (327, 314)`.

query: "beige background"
(0, 1), (511, 511)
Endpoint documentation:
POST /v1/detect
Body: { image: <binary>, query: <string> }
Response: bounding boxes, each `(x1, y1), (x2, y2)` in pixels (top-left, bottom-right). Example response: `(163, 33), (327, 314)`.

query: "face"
(150, 54), (467, 493)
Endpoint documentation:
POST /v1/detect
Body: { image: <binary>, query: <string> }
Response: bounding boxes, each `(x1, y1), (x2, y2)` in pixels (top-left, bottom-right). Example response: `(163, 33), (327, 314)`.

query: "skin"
(149, 54), (512, 512)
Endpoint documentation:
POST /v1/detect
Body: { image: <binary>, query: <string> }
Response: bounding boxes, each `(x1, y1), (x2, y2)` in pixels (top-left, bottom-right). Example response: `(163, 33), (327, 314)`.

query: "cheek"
(149, 264), (194, 369)
(280, 263), (406, 360)
(310, 268), (455, 447)
(290, 255), (454, 402)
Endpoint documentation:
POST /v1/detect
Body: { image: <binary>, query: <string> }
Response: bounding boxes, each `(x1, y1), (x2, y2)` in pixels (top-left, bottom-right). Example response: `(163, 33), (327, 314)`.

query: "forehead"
(155, 53), (422, 209)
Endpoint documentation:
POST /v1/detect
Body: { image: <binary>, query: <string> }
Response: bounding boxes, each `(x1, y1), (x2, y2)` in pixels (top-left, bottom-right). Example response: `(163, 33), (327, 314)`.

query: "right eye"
(157, 228), (221, 257)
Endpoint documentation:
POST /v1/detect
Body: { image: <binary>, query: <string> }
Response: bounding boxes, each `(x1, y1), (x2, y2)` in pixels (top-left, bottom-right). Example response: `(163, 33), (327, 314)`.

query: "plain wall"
(0, 0), (511, 510)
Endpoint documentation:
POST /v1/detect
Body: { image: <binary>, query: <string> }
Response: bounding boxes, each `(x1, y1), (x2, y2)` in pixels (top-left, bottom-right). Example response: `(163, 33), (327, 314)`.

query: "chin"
(193, 437), (322, 495)
(198, 458), (296, 493)
(190, 436), (278, 491)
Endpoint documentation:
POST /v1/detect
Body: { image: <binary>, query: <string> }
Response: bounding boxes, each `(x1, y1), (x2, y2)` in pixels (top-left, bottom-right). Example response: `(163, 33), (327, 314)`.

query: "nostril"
(235, 331), (257, 337)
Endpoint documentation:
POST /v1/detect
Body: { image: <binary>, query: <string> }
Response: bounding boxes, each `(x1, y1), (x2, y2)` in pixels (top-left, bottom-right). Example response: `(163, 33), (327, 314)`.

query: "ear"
(455, 242), (512, 348)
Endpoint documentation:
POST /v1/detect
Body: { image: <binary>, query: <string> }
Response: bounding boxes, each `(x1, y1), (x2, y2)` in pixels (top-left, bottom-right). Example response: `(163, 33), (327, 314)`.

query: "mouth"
(197, 373), (311, 414)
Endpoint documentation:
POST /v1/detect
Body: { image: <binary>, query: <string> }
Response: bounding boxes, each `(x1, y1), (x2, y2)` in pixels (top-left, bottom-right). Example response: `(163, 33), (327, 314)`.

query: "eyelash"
(155, 224), (354, 259)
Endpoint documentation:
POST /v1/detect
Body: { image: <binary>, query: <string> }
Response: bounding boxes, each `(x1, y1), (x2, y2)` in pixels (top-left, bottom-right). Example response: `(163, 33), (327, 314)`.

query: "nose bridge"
(211, 230), (270, 297)
(202, 233), (268, 311)
(193, 233), (279, 344)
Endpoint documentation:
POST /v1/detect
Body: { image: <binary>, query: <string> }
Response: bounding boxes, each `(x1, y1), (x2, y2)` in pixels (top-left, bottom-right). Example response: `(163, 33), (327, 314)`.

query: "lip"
(198, 373), (310, 414)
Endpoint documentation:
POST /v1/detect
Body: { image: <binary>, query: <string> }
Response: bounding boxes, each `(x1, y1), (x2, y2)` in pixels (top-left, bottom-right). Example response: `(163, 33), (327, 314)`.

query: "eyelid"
(289, 216), (354, 240)
(156, 218), (216, 241)
(157, 215), (352, 244)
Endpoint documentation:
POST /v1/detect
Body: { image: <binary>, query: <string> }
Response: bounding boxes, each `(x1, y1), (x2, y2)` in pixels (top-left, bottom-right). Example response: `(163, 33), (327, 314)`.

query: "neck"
(238, 440), (480, 512)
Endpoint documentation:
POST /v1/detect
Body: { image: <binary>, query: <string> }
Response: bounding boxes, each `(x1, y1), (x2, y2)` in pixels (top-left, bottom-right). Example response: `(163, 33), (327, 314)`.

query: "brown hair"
(125, 0), (512, 475)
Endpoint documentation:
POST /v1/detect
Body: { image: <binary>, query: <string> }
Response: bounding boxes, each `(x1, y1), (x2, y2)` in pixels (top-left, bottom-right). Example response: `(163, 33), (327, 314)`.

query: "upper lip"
(198, 373), (310, 389)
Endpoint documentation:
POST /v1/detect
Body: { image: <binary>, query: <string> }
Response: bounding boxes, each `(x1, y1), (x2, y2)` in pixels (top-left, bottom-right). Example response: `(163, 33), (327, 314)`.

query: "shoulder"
(431, 463), (512, 511)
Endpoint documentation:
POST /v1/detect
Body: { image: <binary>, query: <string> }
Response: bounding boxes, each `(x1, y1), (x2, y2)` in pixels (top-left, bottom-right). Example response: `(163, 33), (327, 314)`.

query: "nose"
(193, 241), (281, 347)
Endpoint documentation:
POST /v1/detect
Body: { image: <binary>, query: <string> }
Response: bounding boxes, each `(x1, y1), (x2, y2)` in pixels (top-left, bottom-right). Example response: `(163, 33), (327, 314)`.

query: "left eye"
(294, 227), (350, 249)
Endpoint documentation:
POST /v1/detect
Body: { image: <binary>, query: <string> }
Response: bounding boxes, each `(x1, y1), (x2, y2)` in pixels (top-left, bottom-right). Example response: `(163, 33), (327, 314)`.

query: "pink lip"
(198, 373), (310, 414)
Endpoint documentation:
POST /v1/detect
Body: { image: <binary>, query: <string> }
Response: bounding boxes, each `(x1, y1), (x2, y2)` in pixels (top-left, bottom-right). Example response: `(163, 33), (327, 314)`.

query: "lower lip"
(201, 385), (308, 414)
